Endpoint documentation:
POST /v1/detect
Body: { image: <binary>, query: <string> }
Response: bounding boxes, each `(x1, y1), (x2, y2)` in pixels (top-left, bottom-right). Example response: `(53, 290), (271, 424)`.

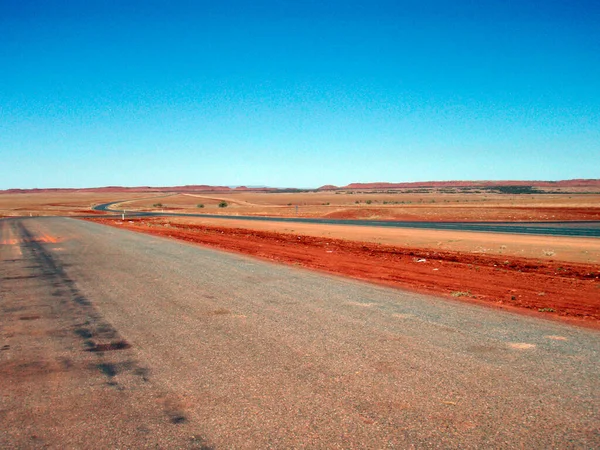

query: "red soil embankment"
(88, 218), (600, 328)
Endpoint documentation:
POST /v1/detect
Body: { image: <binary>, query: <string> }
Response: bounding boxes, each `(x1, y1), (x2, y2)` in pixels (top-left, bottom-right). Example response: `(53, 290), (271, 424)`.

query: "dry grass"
(2, 188), (599, 225)
(0, 192), (150, 217)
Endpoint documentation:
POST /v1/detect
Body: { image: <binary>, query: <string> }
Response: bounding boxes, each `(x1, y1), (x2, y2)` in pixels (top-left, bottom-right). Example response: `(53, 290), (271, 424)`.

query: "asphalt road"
(93, 201), (600, 237)
(1, 217), (598, 448)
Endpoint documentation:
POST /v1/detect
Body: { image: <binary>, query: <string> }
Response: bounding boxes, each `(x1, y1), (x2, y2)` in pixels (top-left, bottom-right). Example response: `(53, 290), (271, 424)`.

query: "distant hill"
(318, 179), (600, 190)
(1, 185), (286, 194)
(3, 179), (600, 194)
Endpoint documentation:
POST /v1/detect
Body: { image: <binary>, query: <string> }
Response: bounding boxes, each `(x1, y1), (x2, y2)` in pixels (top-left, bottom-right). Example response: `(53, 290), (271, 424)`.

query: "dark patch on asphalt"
(73, 295), (90, 306)
(170, 414), (187, 424)
(163, 397), (189, 425)
(96, 324), (117, 336)
(3, 274), (51, 280)
(97, 363), (118, 377)
(133, 367), (151, 382)
(60, 358), (73, 369)
(0, 359), (70, 380)
(29, 435), (45, 445)
(86, 340), (131, 352)
(74, 328), (93, 339)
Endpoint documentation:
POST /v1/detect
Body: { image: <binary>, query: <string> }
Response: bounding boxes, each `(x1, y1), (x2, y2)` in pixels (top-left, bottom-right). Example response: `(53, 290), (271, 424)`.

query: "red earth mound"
(88, 218), (600, 329)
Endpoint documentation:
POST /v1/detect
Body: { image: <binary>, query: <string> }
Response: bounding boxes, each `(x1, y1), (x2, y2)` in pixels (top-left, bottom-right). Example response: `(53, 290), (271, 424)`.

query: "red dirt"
(88, 218), (600, 328)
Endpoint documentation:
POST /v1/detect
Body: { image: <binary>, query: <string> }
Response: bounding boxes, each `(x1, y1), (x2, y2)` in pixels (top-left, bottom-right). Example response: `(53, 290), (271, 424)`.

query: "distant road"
(1, 217), (598, 448)
(93, 201), (600, 237)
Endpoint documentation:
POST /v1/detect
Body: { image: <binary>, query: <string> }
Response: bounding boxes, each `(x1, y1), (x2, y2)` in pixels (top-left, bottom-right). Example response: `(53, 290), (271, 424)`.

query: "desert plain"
(2, 182), (600, 448)
(2, 183), (599, 326)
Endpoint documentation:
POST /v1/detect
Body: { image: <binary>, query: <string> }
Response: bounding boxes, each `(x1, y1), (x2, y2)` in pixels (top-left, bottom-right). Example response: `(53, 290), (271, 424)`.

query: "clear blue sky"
(1, 0), (599, 189)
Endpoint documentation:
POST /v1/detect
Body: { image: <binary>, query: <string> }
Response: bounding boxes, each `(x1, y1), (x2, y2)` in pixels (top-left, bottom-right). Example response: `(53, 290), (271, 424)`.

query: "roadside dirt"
(88, 218), (600, 328)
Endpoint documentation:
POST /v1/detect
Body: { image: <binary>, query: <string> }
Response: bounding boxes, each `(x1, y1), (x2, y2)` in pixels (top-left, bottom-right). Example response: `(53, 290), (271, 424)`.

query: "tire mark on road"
(1, 219), (214, 447)
(15, 220), (133, 364)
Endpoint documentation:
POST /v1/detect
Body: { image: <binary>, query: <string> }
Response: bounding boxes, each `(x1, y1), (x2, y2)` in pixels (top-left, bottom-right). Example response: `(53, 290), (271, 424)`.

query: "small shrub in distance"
(365, 200), (372, 205)
(218, 201), (228, 208)
(153, 203), (163, 208)
(197, 204), (204, 208)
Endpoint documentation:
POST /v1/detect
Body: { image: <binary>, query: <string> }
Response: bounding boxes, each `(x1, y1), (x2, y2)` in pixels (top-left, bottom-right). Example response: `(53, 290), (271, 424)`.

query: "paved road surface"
(93, 201), (600, 237)
(1, 217), (598, 448)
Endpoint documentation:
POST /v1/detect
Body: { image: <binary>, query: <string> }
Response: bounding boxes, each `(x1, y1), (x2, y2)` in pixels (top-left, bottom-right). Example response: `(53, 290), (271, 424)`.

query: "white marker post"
(122, 210), (125, 220)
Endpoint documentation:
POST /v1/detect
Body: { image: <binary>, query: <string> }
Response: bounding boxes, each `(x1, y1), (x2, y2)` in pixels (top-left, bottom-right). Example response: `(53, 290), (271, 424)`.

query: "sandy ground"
(0, 192), (151, 217)
(113, 191), (600, 221)
(88, 218), (600, 328)
(160, 216), (600, 264)
(2, 190), (599, 221)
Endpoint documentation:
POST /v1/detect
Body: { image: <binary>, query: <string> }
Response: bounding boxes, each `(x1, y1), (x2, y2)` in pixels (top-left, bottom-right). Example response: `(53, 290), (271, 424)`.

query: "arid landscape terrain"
(4, 2), (599, 445)
(2, 180), (599, 447)
(3, 180), (600, 221)
(2, 180), (599, 326)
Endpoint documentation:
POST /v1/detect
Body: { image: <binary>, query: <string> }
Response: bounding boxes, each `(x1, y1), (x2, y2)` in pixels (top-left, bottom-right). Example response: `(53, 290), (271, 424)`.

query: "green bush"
(153, 203), (163, 208)
(197, 204), (204, 208)
(218, 201), (228, 208)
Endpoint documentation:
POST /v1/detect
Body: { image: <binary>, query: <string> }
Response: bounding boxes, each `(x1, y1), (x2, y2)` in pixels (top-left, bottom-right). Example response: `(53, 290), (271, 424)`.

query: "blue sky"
(1, 0), (599, 189)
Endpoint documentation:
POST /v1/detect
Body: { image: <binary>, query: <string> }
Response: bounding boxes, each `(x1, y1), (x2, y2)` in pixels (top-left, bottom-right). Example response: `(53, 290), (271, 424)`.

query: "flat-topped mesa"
(1, 185), (263, 194)
(3, 179), (600, 194)
(325, 179), (600, 190)
(168, 185), (232, 192)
